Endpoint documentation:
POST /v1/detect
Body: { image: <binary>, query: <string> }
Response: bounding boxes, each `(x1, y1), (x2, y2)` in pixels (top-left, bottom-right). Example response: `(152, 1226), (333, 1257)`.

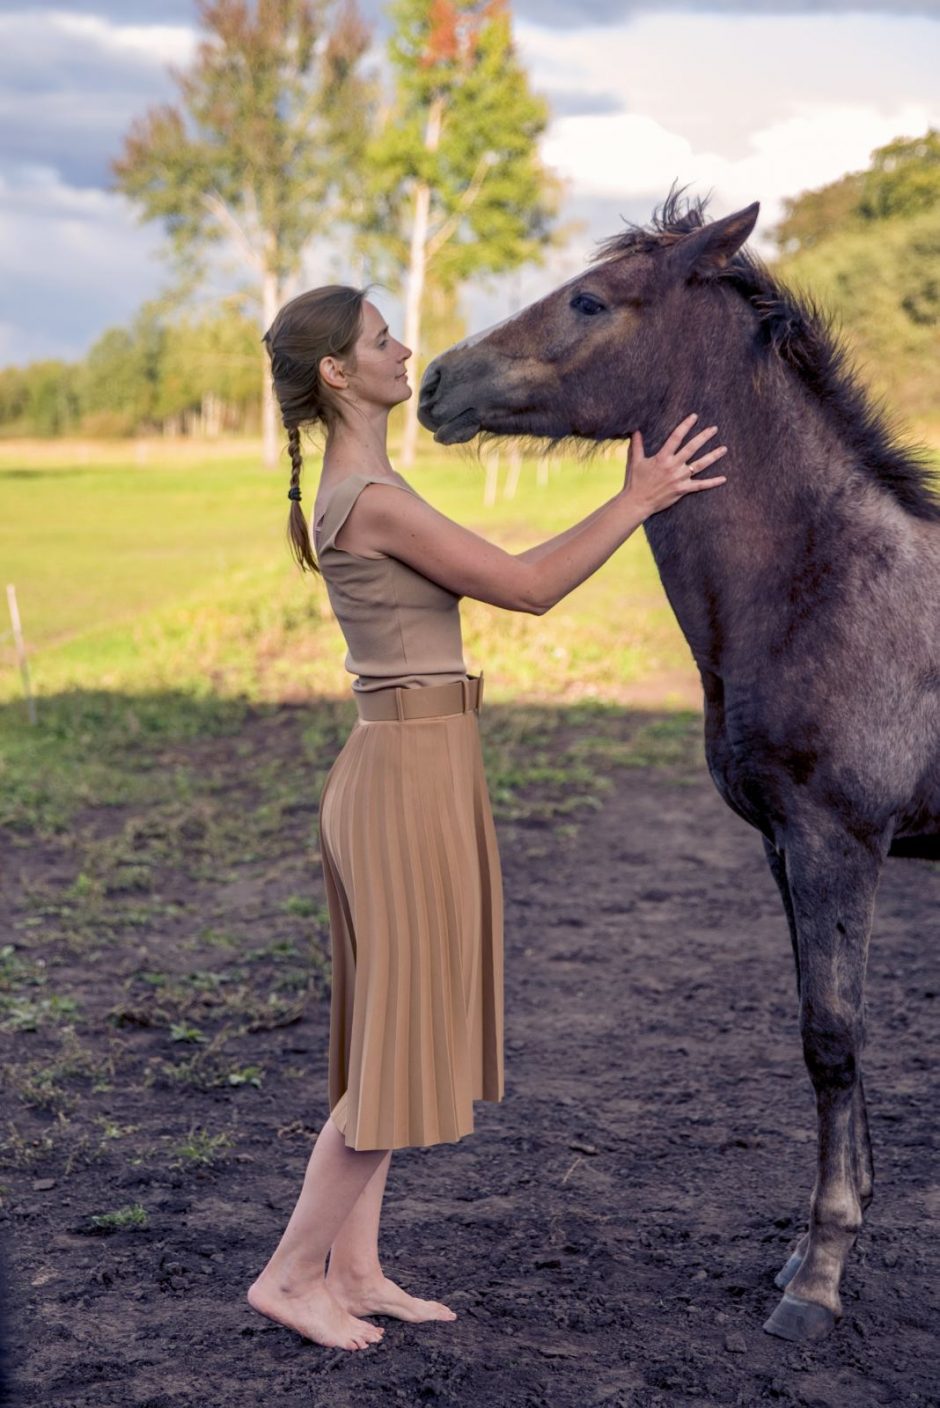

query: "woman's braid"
(284, 424), (318, 574)
(287, 425), (303, 495)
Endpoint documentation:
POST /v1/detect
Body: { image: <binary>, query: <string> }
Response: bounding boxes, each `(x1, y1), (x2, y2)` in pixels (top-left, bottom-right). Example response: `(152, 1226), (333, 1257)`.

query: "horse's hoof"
(763, 1293), (837, 1343)
(774, 1249), (805, 1290)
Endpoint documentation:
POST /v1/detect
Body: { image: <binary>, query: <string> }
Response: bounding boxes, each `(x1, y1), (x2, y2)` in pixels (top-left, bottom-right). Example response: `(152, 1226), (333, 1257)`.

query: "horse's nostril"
(420, 365), (441, 400)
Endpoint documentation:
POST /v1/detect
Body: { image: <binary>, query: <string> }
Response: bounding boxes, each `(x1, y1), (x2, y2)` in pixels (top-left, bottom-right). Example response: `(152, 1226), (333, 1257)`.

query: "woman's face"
(345, 300), (412, 409)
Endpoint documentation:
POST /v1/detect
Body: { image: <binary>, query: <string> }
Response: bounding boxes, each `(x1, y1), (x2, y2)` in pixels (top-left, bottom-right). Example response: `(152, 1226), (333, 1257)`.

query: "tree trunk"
(400, 94), (444, 469)
(261, 267), (281, 471)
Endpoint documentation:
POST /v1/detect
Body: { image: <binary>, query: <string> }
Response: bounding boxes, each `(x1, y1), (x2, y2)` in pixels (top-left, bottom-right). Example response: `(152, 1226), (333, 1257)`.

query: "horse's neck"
(640, 374), (868, 678)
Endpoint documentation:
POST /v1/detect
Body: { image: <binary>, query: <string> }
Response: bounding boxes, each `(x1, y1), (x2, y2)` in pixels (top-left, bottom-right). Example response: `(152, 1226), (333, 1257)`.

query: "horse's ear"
(669, 202), (760, 280)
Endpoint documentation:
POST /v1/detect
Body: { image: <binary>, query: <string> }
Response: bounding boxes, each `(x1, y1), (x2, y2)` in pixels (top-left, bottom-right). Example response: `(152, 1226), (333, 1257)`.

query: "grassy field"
(0, 434), (697, 705)
(0, 435), (709, 842)
(3, 427), (937, 840)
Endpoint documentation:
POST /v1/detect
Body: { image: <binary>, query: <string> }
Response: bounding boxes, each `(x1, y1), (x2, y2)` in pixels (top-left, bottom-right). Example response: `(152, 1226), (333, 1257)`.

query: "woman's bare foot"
(326, 1269), (457, 1323)
(247, 1269), (385, 1350)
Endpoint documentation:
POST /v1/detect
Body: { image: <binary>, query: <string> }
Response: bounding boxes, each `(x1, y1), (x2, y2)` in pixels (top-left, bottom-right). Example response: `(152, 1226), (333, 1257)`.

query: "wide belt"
(355, 671), (484, 722)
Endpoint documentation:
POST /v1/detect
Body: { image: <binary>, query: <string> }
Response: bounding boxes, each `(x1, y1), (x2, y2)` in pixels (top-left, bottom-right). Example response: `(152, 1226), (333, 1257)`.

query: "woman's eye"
(571, 293), (606, 316)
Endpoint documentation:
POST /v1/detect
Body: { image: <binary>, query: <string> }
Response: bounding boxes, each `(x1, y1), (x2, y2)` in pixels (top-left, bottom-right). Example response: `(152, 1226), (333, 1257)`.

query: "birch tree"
(111, 0), (374, 469)
(366, 0), (561, 466)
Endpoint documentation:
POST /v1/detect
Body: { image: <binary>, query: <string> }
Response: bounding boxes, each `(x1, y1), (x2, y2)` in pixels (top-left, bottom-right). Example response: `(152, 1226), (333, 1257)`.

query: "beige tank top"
(312, 472), (469, 694)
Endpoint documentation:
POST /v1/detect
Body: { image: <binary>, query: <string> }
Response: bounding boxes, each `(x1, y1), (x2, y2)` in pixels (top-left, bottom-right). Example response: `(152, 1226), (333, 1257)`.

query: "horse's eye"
(571, 292), (606, 316)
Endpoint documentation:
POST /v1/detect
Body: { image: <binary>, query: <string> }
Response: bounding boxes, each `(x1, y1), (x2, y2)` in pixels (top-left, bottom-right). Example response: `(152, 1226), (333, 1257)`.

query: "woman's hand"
(622, 413), (727, 517)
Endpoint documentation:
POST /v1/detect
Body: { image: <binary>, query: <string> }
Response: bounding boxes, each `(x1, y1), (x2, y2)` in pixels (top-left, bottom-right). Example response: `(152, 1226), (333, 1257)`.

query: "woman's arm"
(514, 425), (721, 565)
(338, 416), (726, 616)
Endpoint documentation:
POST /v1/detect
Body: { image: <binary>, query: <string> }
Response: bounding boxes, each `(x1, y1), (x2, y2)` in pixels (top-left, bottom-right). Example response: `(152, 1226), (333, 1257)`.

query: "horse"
(416, 191), (940, 1344)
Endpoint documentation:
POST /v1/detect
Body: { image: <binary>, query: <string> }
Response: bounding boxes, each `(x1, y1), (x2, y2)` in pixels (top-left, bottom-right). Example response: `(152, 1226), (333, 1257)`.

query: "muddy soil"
(2, 709), (937, 1408)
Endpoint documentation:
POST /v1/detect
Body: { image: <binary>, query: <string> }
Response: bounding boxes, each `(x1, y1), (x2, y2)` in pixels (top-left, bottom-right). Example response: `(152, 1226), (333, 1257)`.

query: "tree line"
(0, 298), (262, 440)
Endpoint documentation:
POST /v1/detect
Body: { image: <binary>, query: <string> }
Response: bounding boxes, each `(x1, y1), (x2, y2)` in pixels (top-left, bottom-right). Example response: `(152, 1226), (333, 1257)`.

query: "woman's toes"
(353, 1318), (383, 1344)
(424, 1300), (453, 1319)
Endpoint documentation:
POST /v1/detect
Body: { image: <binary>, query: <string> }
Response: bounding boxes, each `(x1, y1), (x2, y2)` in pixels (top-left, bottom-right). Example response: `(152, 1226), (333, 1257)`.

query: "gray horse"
(417, 192), (940, 1344)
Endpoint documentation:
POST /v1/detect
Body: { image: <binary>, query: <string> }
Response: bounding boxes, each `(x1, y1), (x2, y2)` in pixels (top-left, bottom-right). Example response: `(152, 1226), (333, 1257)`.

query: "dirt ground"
(1, 706), (937, 1408)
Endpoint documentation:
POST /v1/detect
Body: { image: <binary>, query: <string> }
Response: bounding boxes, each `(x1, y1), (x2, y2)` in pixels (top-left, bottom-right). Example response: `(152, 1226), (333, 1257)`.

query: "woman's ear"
(319, 354), (348, 391)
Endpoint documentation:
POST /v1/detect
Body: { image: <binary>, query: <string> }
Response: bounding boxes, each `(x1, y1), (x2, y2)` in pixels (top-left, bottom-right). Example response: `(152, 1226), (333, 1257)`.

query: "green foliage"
(364, 0), (561, 288)
(773, 128), (939, 253)
(88, 1204), (148, 1231)
(111, 0), (375, 287)
(420, 273), (468, 360)
(770, 129), (940, 421)
(79, 307), (166, 434)
(858, 128), (940, 222)
(775, 206), (940, 421)
(152, 299), (261, 423)
(773, 171), (868, 255)
(0, 299), (263, 437)
(0, 361), (82, 437)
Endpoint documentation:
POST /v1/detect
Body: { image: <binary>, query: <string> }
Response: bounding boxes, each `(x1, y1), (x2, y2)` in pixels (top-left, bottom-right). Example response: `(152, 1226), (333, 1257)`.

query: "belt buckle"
(460, 677), (470, 714)
(394, 687), (405, 722)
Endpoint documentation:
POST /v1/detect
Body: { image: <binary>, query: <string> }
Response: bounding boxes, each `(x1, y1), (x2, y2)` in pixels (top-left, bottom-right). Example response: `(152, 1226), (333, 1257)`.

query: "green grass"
(0, 437), (706, 842)
(87, 1203), (149, 1232)
(0, 438), (696, 710)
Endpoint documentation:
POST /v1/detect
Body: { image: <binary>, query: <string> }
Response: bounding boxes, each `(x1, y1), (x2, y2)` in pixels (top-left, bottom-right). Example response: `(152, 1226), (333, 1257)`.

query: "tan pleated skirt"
(317, 679), (505, 1150)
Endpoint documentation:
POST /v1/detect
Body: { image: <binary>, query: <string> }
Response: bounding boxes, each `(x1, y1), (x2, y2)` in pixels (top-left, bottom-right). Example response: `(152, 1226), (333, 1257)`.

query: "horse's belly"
(890, 754), (940, 845)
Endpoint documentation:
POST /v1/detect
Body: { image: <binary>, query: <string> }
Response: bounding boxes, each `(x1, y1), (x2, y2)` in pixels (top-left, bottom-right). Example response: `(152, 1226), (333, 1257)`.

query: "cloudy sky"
(0, 0), (937, 366)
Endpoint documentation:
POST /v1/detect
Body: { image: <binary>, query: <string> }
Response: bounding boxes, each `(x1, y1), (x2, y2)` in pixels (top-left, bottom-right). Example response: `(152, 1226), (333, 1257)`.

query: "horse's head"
(418, 199), (760, 446)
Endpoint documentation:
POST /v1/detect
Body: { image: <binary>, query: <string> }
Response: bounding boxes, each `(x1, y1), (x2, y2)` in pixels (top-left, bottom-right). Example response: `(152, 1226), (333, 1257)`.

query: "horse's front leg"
(762, 836), (810, 1286)
(763, 821), (882, 1344)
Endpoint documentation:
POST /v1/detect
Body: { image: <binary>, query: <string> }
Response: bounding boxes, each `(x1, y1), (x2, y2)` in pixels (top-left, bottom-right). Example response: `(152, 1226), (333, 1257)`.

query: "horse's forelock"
(591, 186), (711, 265)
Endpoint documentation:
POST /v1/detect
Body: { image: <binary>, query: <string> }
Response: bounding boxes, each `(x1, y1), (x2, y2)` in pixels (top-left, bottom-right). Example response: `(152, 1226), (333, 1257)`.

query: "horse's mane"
(594, 188), (940, 522)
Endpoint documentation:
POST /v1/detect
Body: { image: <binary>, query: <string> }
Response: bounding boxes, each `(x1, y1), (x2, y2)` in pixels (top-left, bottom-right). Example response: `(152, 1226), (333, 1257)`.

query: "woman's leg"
(326, 1149), (392, 1282)
(325, 1149), (458, 1324)
(246, 1115), (388, 1350)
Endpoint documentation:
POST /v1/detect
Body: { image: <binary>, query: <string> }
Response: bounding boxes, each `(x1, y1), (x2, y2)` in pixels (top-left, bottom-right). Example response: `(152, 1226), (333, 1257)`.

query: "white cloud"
(517, 12), (939, 152)
(0, 9), (197, 186)
(34, 11), (197, 67)
(540, 101), (938, 249)
(543, 113), (698, 198)
(0, 161), (167, 363)
(520, 11), (940, 252)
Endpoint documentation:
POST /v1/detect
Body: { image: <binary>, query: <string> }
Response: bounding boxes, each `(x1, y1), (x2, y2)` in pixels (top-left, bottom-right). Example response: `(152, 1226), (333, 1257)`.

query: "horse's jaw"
(430, 408), (482, 444)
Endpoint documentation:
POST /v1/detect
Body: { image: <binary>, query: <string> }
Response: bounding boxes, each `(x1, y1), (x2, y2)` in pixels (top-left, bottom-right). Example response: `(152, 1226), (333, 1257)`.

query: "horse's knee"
(800, 1012), (861, 1092)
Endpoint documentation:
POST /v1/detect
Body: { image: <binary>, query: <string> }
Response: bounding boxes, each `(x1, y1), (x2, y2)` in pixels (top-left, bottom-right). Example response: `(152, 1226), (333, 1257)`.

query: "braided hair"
(261, 285), (368, 575)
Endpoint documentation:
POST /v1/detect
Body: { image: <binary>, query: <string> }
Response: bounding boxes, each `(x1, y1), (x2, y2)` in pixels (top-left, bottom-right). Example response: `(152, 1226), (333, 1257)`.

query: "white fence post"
(6, 584), (36, 724)
(483, 449), (500, 508)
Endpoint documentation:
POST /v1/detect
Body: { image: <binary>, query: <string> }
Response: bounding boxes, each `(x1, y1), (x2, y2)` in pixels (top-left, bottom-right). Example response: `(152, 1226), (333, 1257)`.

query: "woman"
(247, 285), (728, 1351)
